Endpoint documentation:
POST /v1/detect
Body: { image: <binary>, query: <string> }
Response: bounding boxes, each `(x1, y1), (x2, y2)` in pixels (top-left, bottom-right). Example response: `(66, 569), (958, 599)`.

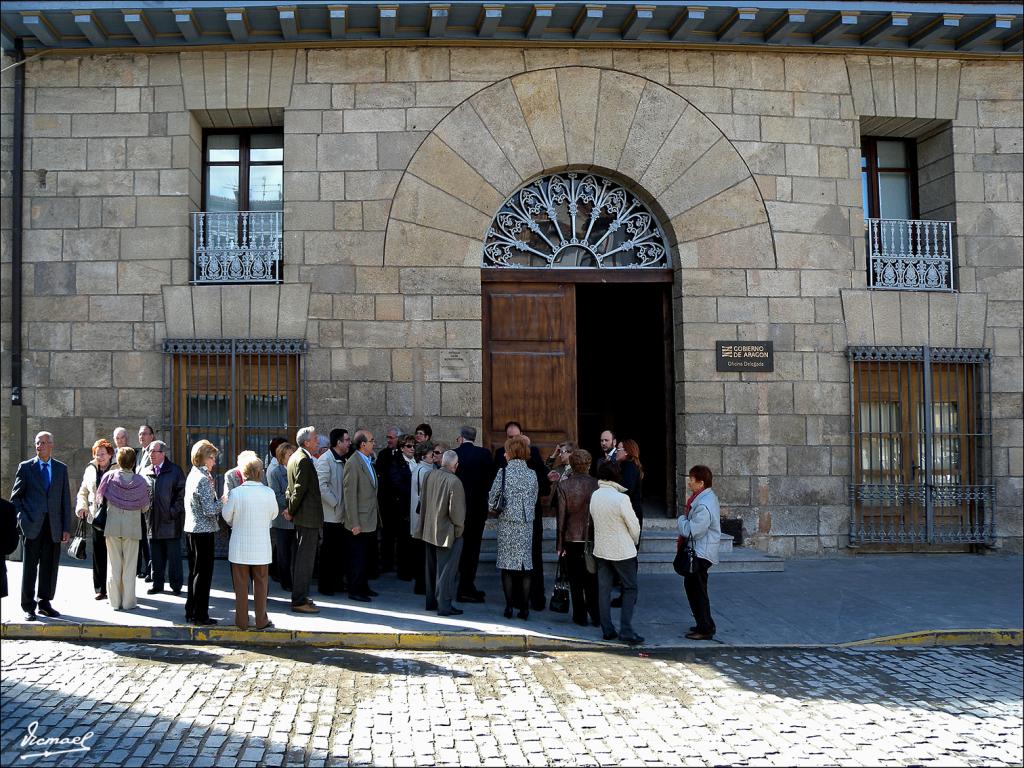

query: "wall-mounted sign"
(716, 341), (774, 372)
(439, 350), (472, 382)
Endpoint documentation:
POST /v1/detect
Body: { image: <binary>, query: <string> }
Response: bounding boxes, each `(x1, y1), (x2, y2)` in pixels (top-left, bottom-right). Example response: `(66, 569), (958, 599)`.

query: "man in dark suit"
(343, 430), (381, 602)
(374, 426), (402, 574)
(287, 426), (324, 614)
(454, 426), (494, 603)
(141, 440), (187, 595)
(492, 421), (551, 612)
(10, 431), (72, 621)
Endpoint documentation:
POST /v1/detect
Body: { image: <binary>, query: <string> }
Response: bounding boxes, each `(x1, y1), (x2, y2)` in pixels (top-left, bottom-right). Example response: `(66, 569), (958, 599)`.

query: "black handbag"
(673, 536), (696, 577)
(67, 519), (88, 560)
(490, 467), (506, 515)
(583, 517), (597, 575)
(91, 497), (108, 532)
(549, 556), (570, 614)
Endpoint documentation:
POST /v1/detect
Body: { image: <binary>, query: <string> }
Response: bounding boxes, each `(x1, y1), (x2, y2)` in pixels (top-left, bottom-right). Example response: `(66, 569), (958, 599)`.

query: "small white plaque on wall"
(439, 350), (472, 382)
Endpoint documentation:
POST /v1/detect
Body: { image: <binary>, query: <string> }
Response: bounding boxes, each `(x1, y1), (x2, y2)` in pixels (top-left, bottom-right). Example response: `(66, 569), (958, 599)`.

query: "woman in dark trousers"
(389, 435), (416, 581)
(555, 449), (601, 627)
(616, 439), (644, 529)
(678, 465), (721, 641)
(183, 440), (223, 626)
(74, 439), (116, 600)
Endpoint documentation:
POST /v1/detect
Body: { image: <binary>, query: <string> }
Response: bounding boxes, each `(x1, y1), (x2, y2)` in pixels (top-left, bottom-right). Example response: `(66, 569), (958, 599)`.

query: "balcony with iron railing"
(192, 210), (283, 284)
(865, 218), (956, 292)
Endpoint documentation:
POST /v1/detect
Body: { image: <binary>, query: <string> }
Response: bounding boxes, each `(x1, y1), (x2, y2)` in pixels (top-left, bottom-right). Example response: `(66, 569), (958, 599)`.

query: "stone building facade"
(2, 5), (1022, 556)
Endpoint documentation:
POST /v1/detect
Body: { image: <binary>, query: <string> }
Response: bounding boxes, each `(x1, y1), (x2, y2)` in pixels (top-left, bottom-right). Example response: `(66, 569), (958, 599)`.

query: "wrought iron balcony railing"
(192, 210), (283, 284)
(866, 218), (955, 292)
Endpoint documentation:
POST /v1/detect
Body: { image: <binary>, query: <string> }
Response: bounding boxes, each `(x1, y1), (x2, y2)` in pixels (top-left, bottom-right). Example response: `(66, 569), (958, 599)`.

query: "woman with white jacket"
(222, 455), (278, 630)
(589, 460), (642, 646)
(677, 465), (721, 641)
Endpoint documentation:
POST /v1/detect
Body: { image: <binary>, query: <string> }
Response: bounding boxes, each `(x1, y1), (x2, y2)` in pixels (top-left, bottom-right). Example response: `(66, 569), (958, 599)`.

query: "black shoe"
(319, 589), (336, 596)
(621, 634), (645, 646)
(572, 617), (589, 627)
(602, 630), (619, 641)
(458, 594), (485, 604)
(147, 588), (164, 595)
(144, 575), (153, 583)
(172, 588), (182, 596)
(349, 594), (371, 603)
(24, 611), (37, 622)
(590, 618), (601, 627)
(689, 625), (698, 632)
(610, 595), (623, 608)
(517, 609), (529, 621)
(503, 607), (514, 619)
(685, 630), (714, 641)
(193, 618), (217, 627)
(425, 603), (439, 612)
(37, 604), (60, 618)
(438, 608), (464, 617)
(366, 589), (379, 597)
(531, 600), (545, 612)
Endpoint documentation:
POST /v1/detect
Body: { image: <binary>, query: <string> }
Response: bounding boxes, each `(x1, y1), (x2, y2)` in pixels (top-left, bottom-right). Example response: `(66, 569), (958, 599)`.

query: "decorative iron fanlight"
(483, 173), (671, 268)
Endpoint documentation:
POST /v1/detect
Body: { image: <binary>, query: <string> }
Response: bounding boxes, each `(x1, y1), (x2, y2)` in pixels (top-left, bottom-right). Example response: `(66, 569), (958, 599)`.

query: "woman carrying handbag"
(677, 465), (721, 641)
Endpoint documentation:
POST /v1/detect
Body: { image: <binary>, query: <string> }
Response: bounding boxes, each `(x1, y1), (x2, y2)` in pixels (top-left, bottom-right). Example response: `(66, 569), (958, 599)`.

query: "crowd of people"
(3, 422), (722, 644)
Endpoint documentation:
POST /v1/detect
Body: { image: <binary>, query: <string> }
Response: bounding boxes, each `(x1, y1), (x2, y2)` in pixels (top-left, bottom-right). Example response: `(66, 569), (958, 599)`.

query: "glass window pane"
(207, 134), (240, 162)
(248, 165), (283, 210)
(876, 140), (907, 168)
(205, 166), (239, 212)
(250, 133), (284, 162)
(878, 173), (911, 219)
(861, 171), (870, 218)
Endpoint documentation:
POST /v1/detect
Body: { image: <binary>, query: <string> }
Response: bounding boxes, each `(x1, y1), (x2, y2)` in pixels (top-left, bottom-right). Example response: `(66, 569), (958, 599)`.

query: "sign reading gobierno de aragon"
(715, 341), (774, 373)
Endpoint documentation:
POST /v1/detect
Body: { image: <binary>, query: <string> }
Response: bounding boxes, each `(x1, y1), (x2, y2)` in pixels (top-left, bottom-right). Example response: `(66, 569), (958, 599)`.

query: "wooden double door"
(481, 270), (675, 511)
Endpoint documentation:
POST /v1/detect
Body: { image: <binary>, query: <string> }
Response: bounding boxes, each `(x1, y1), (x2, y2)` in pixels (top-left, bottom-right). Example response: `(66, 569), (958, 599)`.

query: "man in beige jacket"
(415, 450), (467, 616)
(343, 430), (379, 602)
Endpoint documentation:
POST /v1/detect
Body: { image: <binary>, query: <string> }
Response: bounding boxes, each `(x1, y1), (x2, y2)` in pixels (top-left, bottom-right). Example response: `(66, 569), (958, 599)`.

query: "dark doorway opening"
(576, 283), (674, 517)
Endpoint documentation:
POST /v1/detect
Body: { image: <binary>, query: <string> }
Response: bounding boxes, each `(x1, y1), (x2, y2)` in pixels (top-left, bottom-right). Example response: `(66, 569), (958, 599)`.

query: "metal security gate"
(162, 338), (307, 475)
(847, 346), (994, 545)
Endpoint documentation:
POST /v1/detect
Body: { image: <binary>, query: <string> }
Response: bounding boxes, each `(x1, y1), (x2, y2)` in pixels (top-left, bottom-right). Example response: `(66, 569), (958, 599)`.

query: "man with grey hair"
(286, 426), (323, 613)
(415, 449), (467, 616)
(112, 427), (129, 449)
(455, 425), (494, 603)
(10, 431), (72, 621)
(141, 440), (186, 595)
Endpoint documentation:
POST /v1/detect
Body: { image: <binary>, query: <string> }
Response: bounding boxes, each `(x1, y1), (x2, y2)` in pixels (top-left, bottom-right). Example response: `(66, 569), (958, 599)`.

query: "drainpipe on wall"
(7, 37), (28, 491)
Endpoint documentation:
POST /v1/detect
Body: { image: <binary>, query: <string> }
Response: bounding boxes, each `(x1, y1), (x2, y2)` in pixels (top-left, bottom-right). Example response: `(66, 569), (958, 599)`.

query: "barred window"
(162, 339), (307, 474)
(848, 346), (994, 545)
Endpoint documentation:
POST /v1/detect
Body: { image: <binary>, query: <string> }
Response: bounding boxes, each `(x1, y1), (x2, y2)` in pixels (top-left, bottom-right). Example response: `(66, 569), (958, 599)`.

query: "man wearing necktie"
(10, 431), (72, 621)
(343, 430), (380, 602)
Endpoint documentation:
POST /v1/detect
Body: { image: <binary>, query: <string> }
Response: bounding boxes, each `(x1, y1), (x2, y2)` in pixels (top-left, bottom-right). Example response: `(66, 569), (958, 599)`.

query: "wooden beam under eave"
(22, 13), (58, 47)
(910, 14), (961, 49)
(574, 5), (605, 40)
(814, 12), (858, 45)
(527, 5), (553, 39)
(671, 6), (706, 41)
(1003, 31), (1022, 52)
(328, 6), (348, 38)
(860, 12), (910, 47)
(478, 5), (503, 37)
(429, 5), (450, 37)
(379, 5), (398, 37)
(225, 8), (248, 42)
(957, 15), (1014, 51)
(124, 11), (154, 44)
(175, 9), (199, 42)
(278, 7), (298, 40)
(764, 10), (807, 45)
(718, 8), (757, 42)
(623, 6), (655, 41)
(74, 12), (107, 46)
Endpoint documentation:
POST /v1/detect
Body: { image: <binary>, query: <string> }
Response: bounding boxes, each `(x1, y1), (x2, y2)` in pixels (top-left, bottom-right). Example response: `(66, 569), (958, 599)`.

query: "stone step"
(477, 546), (783, 574)
(479, 528), (733, 554)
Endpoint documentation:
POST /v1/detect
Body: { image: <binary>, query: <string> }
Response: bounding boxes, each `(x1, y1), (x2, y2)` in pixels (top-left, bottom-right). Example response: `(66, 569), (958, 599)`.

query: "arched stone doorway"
(384, 66), (775, 509)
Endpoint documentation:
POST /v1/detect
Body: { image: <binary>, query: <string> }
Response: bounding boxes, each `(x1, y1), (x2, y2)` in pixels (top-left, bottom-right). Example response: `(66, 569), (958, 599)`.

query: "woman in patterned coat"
(488, 435), (538, 620)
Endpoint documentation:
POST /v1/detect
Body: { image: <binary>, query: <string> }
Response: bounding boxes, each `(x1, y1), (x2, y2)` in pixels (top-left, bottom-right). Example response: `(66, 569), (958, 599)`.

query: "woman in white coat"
(222, 455), (278, 630)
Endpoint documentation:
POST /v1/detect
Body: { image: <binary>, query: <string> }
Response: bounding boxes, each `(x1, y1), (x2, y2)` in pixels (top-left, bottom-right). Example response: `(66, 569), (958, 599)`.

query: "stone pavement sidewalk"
(2, 552), (1021, 649)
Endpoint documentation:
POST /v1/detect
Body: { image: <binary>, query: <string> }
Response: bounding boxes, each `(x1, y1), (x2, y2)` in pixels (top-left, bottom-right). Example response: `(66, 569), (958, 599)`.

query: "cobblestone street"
(1, 640), (1021, 767)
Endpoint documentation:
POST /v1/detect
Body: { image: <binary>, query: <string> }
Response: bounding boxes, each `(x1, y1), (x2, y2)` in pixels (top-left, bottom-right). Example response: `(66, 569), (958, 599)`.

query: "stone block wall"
(1, 45), (1020, 554)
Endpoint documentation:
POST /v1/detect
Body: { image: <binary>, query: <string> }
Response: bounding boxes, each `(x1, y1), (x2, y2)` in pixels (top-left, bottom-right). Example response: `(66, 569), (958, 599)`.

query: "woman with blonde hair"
(488, 435), (539, 620)
(184, 440), (222, 626)
(95, 446), (150, 610)
(75, 438), (116, 601)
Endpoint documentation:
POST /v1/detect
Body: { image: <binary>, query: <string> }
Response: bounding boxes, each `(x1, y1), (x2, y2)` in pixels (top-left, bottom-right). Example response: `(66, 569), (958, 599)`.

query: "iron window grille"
(847, 345), (994, 546)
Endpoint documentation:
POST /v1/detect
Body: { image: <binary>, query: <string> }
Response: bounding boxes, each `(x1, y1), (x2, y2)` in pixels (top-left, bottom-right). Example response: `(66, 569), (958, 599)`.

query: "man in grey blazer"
(343, 430), (380, 602)
(10, 431), (72, 621)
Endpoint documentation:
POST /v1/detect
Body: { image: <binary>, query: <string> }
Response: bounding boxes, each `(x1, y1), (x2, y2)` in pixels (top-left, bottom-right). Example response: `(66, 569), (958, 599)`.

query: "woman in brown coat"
(556, 449), (601, 627)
